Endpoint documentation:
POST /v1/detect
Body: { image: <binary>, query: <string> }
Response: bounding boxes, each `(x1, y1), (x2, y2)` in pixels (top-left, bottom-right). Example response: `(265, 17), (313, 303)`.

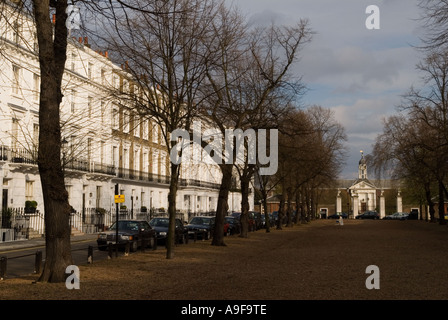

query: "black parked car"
(231, 212), (256, 231)
(225, 216), (241, 235)
(261, 213), (275, 228)
(149, 217), (189, 245)
(328, 212), (348, 219)
(355, 211), (380, 220)
(97, 220), (156, 252)
(408, 209), (419, 220)
(250, 211), (263, 230)
(186, 216), (215, 240)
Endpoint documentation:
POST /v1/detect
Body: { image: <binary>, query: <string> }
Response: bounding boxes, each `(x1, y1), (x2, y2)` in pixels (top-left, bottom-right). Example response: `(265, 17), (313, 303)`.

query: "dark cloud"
(228, 0), (423, 178)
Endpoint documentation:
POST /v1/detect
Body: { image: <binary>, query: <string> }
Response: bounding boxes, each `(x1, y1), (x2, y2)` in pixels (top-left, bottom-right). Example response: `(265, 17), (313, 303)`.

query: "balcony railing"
(65, 159), (116, 176)
(0, 146), (37, 165)
(0, 145), (223, 189)
(117, 168), (170, 184)
(1, 145), (116, 176)
(179, 178), (221, 190)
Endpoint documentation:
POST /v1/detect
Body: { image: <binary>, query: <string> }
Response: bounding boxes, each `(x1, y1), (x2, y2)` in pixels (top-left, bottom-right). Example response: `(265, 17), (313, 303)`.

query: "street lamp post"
(61, 137), (68, 171)
(347, 188), (352, 218)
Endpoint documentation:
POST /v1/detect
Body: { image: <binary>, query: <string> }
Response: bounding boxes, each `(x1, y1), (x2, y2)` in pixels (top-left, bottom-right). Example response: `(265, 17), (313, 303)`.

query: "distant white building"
(346, 153), (379, 214)
(333, 152), (402, 219)
(0, 3), (252, 237)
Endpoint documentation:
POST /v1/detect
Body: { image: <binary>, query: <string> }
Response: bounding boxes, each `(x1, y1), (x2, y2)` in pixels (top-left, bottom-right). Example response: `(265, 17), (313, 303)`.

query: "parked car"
(355, 211), (380, 220)
(249, 211), (263, 230)
(97, 220), (156, 252)
(383, 212), (409, 220)
(328, 212), (348, 219)
(408, 209), (419, 220)
(186, 216), (215, 240)
(261, 213), (275, 228)
(225, 216), (241, 235)
(231, 212), (256, 231)
(149, 217), (189, 244)
(271, 211), (288, 226)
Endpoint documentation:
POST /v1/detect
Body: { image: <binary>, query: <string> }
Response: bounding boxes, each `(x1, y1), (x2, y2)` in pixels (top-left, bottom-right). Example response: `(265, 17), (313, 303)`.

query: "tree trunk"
(305, 189), (311, 223)
(295, 193), (301, 225)
(34, 0), (72, 283)
(424, 182), (435, 222)
(262, 194), (270, 233)
(212, 164), (232, 246)
(286, 188), (293, 227)
(438, 180), (446, 225)
(299, 189), (306, 224)
(276, 192), (285, 230)
(166, 162), (180, 259)
(239, 175), (250, 238)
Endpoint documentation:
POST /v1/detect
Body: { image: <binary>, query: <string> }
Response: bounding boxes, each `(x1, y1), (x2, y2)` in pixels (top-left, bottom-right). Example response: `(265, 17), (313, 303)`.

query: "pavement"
(0, 233), (99, 253)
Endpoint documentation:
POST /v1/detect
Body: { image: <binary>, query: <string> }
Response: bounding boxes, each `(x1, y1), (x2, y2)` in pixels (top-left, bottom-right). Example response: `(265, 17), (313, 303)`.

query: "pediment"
(349, 179), (377, 190)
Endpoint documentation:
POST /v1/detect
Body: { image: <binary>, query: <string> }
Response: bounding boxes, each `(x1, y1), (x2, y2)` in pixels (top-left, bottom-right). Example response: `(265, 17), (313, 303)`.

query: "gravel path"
(1, 219), (447, 301)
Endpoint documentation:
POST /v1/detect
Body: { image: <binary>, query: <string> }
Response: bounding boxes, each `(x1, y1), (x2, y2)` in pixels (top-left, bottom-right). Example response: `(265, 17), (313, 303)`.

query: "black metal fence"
(0, 207), (188, 242)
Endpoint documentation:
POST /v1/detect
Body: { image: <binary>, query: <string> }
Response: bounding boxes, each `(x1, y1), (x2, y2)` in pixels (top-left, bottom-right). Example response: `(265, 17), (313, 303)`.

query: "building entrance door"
(2, 189), (7, 209)
(361, 202), (367, 213)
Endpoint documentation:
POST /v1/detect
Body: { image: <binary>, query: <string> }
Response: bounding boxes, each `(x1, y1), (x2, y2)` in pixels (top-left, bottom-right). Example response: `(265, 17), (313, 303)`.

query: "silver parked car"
(383, 212), (409, 220)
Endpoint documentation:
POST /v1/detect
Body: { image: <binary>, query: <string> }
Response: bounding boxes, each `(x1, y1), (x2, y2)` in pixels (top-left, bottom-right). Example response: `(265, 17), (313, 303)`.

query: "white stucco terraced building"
(0, 4), (252, 238)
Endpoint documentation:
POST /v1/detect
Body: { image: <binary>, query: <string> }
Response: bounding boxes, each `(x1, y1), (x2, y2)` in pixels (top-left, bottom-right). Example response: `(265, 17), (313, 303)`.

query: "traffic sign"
(114, 194), (125, 203)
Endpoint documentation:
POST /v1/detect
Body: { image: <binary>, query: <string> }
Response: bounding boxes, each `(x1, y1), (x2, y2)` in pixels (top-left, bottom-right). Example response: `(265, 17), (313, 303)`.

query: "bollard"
(87, 245), (93, 264)
(108, 243), (113, 259)
(0, 256), (6, 280)
(153, 235), (157, 250)
(34, 250), (42, 274)
(141, 237), (146, 253)
(193, 231), (197, 242)
(124, 242), (130, 256)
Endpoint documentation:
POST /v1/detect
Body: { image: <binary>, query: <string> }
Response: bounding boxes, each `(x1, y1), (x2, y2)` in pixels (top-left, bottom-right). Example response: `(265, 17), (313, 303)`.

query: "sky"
(232, 0), (426, 180)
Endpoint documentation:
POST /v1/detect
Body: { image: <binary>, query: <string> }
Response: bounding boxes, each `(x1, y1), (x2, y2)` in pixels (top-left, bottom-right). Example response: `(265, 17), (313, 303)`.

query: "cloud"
(332, 98), (392, 134)
(228, 0), (425, 178)
(300, 45), (420, 96)
(246, 9), (288, 27)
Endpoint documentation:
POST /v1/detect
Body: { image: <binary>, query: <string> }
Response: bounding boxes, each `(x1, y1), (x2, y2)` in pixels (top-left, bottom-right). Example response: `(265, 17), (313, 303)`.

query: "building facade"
(264, 152), (420, 220)
(322, 153), (418, 219)
(0, 5), (252, 239)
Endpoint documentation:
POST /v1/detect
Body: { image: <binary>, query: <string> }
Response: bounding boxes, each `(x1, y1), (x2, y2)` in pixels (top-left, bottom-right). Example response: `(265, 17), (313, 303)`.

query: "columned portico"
(352, 192), (359, 216)
(397, 190), (403, 213)
(330, 152), (413, 219)
(347, 152), (378, 218)
(380, 190), (385, 218)
(343, 152), (398, 219)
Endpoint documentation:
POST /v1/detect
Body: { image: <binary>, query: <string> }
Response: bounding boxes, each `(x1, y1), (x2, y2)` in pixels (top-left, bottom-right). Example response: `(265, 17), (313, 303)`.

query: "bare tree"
(200, 3), (313, 245)
(33, 0), (73, 282)
(93, 0), (224, 258)
(418, 0), (448, 50)
(371, 114), (438, 221)
(404, 50), (448, 224)
(371, 48), (448, 224)
(275, 106), (346, 226)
